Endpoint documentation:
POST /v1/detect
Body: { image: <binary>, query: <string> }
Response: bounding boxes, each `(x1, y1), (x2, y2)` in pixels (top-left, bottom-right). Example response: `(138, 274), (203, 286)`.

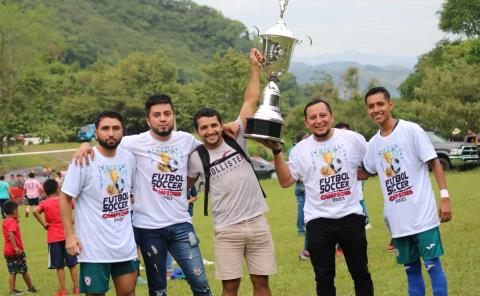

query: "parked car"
(77, 124), (96, 142)
(251, 156), (276, 179)
(426, 132), (479, 170)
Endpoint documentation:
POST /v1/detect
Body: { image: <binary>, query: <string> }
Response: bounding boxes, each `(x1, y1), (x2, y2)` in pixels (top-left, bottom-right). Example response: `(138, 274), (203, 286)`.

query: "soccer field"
(1, 168), (479, 295)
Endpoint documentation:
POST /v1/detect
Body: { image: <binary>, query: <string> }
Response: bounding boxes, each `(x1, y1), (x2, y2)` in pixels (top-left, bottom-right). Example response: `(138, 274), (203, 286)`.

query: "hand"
(66, 235), (84, 256)
(256, 139), (282, 153)
(250, 48), (265, 67)
(43, 223), (50, 230)
(223, 121), (240, 139)
(14, 246), (22, 255)
(73, 142), (94, 166)
(357, 169), (369, 181)
(438, 198), (452, 223)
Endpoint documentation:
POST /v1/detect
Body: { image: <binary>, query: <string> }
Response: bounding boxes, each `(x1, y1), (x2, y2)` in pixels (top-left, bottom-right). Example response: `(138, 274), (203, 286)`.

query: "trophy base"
(244, 117), (284, 144)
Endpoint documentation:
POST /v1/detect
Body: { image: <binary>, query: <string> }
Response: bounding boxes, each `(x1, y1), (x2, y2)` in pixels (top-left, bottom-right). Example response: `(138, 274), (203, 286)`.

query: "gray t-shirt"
(188, 124), (268, 228)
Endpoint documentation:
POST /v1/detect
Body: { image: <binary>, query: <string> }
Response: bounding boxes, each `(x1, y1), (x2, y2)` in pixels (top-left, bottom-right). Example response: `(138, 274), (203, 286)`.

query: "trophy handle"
(279, 0), (289, 19)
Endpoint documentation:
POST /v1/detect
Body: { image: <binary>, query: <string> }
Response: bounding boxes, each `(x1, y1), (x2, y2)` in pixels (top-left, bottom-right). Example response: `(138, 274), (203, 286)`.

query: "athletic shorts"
(214, 215), (276, 280)
(79, 260), (138, 294)
(392, 227), (444, 265)
(5, 252), (28, 274)
(26, 197), (40, 206)
(48, 241), (78, 269)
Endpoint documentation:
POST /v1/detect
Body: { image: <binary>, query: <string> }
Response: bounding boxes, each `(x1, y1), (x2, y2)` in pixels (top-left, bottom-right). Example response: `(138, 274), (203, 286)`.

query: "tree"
(439, 0), (480, 38)
(340, 67), (360, 99)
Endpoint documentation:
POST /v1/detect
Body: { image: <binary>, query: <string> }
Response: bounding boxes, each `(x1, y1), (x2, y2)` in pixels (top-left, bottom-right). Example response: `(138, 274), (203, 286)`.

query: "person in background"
(0, 175), (12, 219)
(23, 172), (43, 217)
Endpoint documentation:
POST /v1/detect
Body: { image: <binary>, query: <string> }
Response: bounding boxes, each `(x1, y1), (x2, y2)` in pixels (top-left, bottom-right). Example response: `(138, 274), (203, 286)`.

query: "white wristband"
(440, 189), (449, 199)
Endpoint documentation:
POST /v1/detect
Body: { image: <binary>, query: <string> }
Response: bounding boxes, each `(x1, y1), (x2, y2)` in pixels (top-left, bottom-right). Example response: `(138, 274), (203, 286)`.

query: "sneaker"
(9, 290), (25, 295)
(54, 289), (67, 296)
(73, 287), (80, 295)
(139, 265), (145, 270)
(365, 223), (373, 230)
(26, 286), (37, 294)
(299, 250), (310, 260)
(136, 276), (148, 285)
(25, 212), (29, 218)
(335, 247), (343, 257)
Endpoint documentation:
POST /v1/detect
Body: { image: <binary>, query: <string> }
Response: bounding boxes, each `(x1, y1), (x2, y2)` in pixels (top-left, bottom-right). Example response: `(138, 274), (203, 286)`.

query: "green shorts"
(392, 227), (444, 265)
(79, 260), (138, 294)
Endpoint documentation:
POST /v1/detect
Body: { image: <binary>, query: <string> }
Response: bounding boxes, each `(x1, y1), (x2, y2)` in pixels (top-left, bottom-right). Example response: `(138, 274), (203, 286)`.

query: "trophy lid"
(263, 19), (297, 40)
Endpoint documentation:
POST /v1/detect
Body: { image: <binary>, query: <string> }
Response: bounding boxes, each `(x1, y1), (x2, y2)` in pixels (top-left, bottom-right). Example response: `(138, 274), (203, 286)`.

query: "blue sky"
(195, 0), (448, 62)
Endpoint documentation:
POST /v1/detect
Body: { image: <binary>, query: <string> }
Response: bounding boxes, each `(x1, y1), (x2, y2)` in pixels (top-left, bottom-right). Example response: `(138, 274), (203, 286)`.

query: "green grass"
(1, 168), (479, 295)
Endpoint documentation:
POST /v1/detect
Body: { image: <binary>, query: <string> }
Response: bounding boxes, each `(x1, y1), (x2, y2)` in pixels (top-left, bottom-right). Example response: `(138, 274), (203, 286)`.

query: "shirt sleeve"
(287, 146), (300, 181)
(363, 140), (378, 175)
(412, 124), (437, 162)
(37, 201), (45, 213)
(187, 152), (203, 179)
(235, 118), (248, 153)
(350, 132), (367, 166)
(61, 161), (87, 199)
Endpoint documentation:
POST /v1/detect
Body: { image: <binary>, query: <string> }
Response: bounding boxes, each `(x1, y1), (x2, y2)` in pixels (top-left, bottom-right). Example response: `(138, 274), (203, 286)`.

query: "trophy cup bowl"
(244, 19), (299, 144)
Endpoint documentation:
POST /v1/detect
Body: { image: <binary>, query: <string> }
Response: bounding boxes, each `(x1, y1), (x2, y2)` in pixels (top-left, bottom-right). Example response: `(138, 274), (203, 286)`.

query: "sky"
(194, 0), (448, 64)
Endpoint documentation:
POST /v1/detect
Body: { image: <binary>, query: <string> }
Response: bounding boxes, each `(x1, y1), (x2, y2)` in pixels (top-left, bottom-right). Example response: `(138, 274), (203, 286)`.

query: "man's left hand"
(439, 198), (452, 223)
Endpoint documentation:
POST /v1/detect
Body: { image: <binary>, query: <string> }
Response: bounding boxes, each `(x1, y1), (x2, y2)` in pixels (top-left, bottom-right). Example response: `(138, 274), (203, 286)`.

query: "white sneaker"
(365, 223), (373, 230)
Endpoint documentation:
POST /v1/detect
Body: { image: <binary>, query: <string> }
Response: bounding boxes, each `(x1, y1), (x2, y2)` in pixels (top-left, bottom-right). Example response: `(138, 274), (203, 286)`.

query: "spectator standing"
(23, 172), (43, 217)
(0, 176), (12, 218)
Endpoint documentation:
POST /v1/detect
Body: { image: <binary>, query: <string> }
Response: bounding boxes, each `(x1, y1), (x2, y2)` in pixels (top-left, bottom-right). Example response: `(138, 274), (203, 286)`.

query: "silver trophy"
(245, 0), (299, 143)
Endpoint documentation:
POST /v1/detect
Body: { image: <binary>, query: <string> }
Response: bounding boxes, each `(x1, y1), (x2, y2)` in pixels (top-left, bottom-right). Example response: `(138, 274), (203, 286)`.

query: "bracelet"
(272, 148), (282, 155)
(440, 189), (449, 199)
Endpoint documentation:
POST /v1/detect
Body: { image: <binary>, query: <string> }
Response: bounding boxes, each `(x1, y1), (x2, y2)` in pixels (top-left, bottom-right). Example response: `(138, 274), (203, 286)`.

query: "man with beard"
(60, 111), (138, 296)
(261, 99), (374, 296)
(74, 96), (215, 296)
(187, 48), (275, 296)
(363, 87), (451, 296)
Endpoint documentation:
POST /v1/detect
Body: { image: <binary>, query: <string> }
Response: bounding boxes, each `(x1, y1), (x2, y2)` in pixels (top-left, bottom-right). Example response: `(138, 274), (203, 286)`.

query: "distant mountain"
(294, 50), (417, 69)
(290, 61), (412, 97)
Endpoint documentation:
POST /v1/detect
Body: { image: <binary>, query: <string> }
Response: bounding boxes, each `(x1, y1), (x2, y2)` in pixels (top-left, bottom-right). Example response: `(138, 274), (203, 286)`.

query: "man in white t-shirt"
(60, 111), (138, 295)
(262, 99), (374, 296)
(362, 87), (452, 296)
(187, 48), (275, 296)
(75, 95), (215, 296)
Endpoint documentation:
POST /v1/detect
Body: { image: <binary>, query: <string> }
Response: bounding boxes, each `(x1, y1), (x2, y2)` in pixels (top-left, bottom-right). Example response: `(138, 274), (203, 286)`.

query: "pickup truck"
(426, 132), (479, 170)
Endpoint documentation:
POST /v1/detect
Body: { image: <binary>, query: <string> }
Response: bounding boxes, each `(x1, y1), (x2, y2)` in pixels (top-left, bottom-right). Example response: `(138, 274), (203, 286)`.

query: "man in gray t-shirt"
(187, 48), (276, 296)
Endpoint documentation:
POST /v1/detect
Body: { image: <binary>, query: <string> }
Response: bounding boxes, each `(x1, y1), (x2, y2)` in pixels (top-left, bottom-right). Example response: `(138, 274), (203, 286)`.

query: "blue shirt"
(0, 181), (10, 199)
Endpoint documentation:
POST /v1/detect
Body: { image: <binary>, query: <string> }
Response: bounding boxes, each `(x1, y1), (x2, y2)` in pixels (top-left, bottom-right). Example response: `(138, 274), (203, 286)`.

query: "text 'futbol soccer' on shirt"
(288, 129), (365, 222)
(363, 120), (439, 238)
(120, 131), (200, 229)
(61, 147), (137, 263)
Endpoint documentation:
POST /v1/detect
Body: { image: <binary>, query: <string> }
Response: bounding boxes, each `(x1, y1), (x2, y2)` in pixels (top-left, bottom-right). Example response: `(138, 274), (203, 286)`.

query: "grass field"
(1, 168), (479, 295)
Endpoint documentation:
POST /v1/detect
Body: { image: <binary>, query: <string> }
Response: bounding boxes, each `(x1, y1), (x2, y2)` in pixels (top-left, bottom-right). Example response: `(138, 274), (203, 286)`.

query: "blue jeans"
(134, 223), (211, 296)
(295, 183), (306, 235)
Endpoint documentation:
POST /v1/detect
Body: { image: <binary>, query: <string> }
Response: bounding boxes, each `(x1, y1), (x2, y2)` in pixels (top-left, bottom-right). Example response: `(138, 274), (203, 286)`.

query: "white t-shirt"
(363, 120), (439, 238)
(120, 131), (200, 229)
(61, 147), (137, 263)
(288, 129), (365, 222)
(188, 122), (268, 228)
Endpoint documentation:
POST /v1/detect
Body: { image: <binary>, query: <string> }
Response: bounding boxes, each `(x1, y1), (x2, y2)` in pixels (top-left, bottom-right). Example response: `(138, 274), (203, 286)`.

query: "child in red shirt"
(33, 179), (79, 296)
(2, 200), (37, 295)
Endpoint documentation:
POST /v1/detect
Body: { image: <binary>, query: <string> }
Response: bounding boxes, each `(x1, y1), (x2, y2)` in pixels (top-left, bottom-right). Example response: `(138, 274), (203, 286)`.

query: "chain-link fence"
(0, 149), (76, 178)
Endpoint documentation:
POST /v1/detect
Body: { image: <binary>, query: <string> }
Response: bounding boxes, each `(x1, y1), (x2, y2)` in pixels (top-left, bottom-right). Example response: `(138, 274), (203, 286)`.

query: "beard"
(98, 137), (121, 150)
(313, 127), (332, 141)
(151, 126), (174, 137)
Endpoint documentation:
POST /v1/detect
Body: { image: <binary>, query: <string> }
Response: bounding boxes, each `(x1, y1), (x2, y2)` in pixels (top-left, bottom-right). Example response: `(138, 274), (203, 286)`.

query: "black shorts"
(5, 252), (28, 274)
(48, 241), (78, 269)
(27, 197), (40, 206)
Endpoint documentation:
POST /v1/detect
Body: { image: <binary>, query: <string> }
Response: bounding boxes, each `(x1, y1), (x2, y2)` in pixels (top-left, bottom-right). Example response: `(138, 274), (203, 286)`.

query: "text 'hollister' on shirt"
(61, 147), (137, 263)
(187, 122), (268, 229)
(363, 120), (439, 238)
(119, 131), (201, 229)
(288, 129), (366, 222)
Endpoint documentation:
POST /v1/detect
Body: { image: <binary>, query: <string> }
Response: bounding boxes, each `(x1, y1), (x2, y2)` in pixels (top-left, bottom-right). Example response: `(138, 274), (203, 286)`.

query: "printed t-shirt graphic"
(363, 120), (440, 238)
(24, 178), (42, 198)
(188, 122), (268, 228)
(288, 129), (365, 222)
(119, 131), (200, 229)
(61, 147), (137, 263)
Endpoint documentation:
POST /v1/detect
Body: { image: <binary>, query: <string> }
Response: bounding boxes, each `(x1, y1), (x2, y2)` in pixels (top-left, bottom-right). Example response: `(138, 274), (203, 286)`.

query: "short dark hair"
(193, 108), (222, 130)
(335, 122), (350, 130)
(4, 200), (18, 215)
(43, 179), (59, 196)
(294, 131), (308, 143)
(304, 99), (333, 118)
(145, 94), (174, 115)
(16, 174), (22, 177)
(94, 111), (124, 128)
(364, 87), (391, 104)
(28, 172), (35, 178)
(0, 175), (4, 180)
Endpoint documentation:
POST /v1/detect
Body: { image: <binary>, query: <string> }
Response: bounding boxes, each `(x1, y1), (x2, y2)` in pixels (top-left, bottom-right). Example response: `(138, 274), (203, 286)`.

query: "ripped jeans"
(134, 223), (211, 296)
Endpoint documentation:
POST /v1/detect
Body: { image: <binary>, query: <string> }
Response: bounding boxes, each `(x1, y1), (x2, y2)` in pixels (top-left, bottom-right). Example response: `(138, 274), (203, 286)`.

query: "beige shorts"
(214, 215), (276, 280)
